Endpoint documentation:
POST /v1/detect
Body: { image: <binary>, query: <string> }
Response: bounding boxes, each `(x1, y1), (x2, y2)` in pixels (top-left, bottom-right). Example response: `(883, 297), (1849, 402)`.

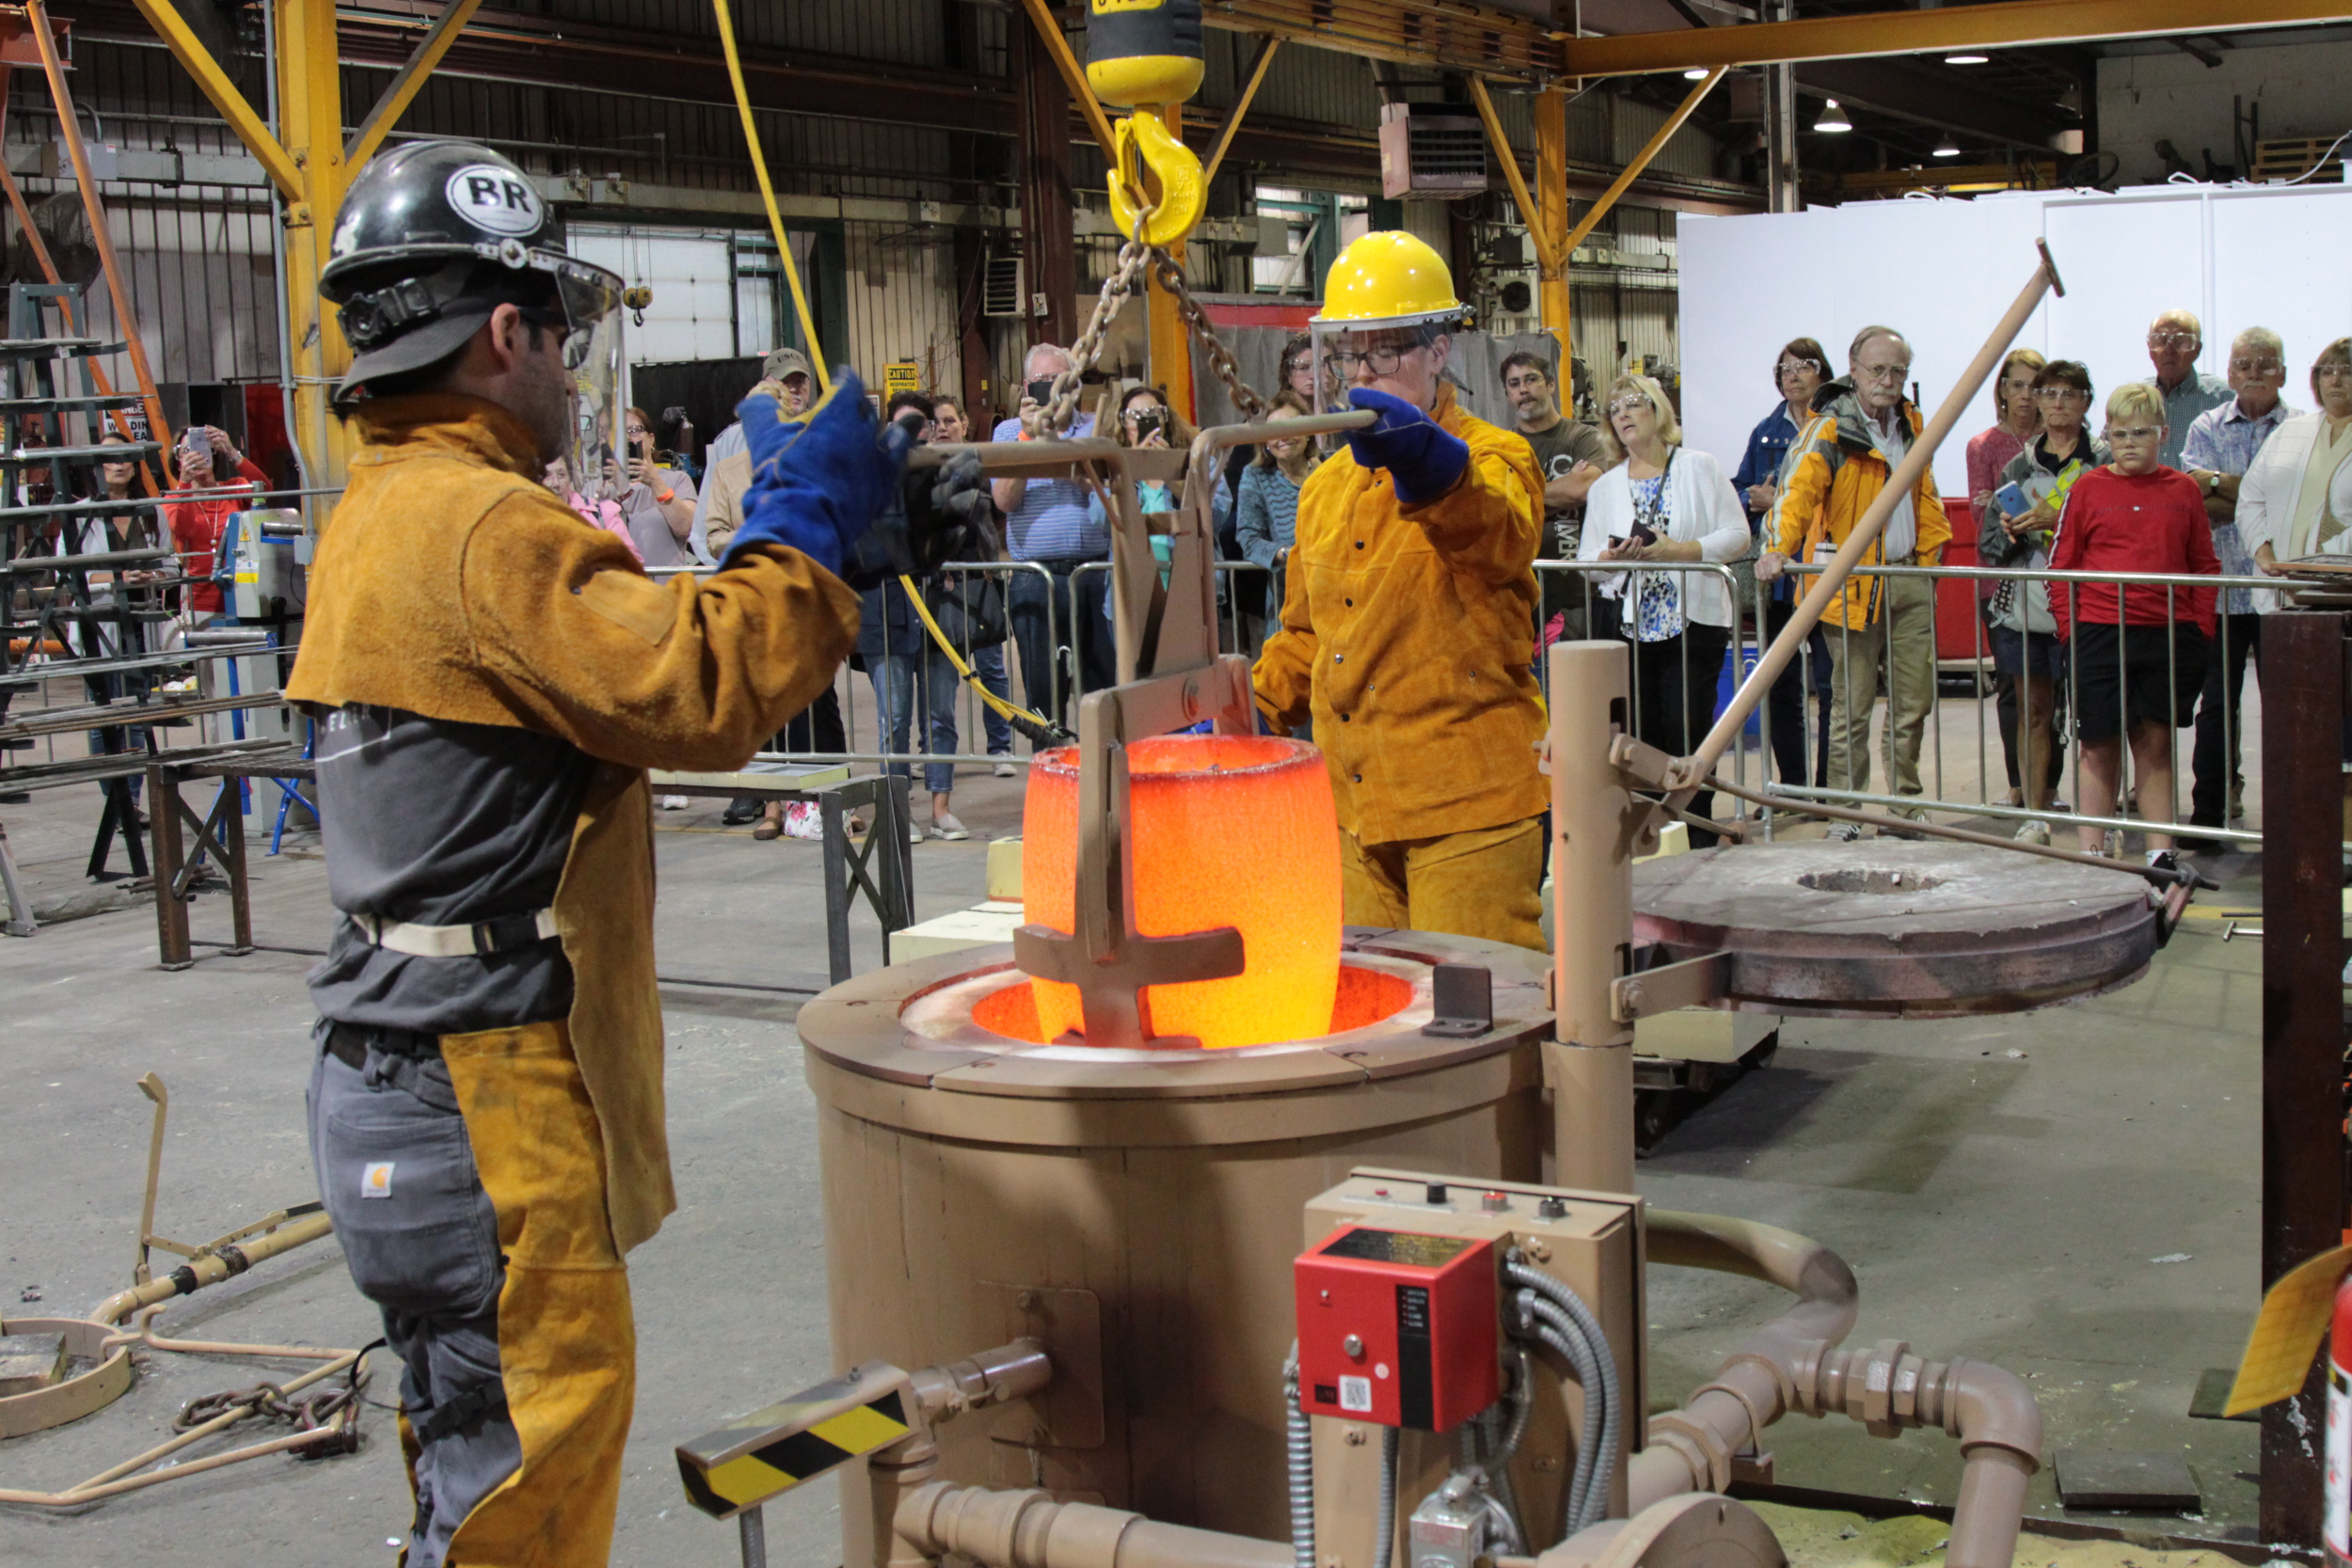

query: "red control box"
(1295, 1225), (1499, 1431)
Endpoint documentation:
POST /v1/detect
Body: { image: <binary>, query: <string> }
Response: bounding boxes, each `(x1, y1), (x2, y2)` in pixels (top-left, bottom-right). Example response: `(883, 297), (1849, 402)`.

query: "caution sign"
(675, 1363), (917, 1518)
(883, 360), (921, 401)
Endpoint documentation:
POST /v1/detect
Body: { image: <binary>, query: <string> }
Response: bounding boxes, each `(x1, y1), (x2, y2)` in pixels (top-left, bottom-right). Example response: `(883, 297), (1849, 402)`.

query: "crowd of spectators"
(378, 305), (2344, 863)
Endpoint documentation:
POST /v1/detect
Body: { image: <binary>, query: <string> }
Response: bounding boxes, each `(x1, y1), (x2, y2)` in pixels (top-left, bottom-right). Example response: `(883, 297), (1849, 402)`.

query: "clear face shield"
(1307, 322), (1447, 417)
(531, 251), (625, 488)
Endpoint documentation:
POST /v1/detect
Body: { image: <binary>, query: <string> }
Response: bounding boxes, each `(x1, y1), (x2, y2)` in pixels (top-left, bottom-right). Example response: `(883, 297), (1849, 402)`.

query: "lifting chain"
(175, 1360), (371, 1457)
(1021, 230), (1266, 440)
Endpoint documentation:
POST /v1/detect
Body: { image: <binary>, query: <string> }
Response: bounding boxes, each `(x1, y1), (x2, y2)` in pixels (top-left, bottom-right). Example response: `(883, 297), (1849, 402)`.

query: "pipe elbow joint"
(1942, 1357), (2043, 1470)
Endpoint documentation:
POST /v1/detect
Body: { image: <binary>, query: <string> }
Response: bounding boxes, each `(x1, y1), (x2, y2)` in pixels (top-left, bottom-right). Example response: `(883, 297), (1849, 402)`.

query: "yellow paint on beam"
(344, 0), (486, 171)
(1016, 0), (1119, 162)
(129, 0), (302, 198)
(1559, 69), (1725, 262)
(1467, 77), (1555, 274)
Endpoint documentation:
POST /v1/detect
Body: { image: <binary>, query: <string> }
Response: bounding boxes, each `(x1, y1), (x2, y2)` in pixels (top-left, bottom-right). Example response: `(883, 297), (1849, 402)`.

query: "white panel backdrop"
(1677, 183), (2352, 500)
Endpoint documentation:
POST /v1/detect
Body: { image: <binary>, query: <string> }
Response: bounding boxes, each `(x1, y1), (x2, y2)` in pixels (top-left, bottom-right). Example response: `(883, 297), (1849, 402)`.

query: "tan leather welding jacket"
(287, 394), (859, 1253)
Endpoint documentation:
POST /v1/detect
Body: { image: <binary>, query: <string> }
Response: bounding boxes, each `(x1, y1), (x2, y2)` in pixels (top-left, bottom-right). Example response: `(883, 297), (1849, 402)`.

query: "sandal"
(752, 816), (783, 841)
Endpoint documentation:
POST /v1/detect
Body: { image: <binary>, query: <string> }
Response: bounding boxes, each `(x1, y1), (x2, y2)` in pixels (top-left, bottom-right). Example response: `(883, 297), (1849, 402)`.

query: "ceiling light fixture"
(1932, 137), (1963, 158)
(1683, 67), (1709, 79)
(1945, 54), (1989, 65)
(1814, 99), (1852, 134)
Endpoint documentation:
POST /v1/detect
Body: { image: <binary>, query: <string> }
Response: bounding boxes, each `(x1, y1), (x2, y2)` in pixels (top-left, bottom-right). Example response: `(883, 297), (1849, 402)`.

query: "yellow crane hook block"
(1107, 109), (1204, 247)
(1085, 0), (1203, 107)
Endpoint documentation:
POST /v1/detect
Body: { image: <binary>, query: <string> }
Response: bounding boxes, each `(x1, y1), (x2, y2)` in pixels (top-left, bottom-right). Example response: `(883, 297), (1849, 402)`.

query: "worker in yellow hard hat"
(1254, 231), (1548, 951)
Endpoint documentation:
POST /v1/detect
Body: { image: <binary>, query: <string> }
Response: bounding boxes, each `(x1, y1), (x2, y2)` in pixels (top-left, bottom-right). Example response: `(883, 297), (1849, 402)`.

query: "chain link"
(1020, 236), (1266, 436)
(176, 1364), (371, 1439)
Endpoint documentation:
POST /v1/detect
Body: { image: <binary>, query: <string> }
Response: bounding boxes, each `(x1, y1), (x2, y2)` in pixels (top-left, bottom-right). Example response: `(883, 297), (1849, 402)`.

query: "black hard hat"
(321, 139), (621, 400)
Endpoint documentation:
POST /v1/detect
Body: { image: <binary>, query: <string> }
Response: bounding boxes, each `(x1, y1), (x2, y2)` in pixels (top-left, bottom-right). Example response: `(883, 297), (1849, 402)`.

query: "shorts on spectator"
(2070, 622), (2206, 743)
(1989, 623), (2062, 680)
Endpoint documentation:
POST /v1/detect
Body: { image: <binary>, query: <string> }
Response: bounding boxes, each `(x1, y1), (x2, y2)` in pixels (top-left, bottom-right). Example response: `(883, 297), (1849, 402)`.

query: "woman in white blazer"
(1577, 372), (1753, 844)
(2245, 337), (2352, 613)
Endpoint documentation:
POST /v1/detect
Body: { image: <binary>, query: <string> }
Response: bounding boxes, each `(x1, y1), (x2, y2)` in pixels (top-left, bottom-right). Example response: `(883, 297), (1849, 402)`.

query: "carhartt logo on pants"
(362, 1162), (396, 1198)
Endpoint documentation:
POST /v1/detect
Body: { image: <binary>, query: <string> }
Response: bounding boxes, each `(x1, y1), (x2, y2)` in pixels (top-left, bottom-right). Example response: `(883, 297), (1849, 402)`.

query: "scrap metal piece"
(2053, 1449), (2202, 1512)
(1421, 963), (1493, 1037)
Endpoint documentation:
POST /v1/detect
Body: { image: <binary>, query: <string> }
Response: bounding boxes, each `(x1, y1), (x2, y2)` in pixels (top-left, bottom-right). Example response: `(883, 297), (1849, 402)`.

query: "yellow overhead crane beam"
(128, 0), (485, 511)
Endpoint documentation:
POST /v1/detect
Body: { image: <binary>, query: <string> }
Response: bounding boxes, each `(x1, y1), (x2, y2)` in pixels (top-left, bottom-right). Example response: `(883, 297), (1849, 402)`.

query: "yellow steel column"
(1535, 87), (1572, 371)
(278, 0), (351, 497)
(1144, 103), (1196, 421)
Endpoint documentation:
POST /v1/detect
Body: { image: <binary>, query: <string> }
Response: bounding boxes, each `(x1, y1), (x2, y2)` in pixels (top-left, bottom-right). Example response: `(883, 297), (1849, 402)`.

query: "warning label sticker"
(1339, 1376), (1373, 1414)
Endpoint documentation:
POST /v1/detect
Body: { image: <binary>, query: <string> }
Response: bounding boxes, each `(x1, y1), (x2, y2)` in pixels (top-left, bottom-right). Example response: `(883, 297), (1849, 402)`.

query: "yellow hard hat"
(1311, 230), (1464, 330)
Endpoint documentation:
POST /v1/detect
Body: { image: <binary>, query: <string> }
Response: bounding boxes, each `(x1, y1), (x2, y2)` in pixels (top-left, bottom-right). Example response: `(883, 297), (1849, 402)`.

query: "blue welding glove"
(1345, 387), (1469, 507)
(722, 370), (915, 580)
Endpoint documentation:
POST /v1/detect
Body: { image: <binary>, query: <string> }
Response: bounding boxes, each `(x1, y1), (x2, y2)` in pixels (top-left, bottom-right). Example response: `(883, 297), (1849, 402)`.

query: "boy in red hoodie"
(2047, 381), (2220, 864)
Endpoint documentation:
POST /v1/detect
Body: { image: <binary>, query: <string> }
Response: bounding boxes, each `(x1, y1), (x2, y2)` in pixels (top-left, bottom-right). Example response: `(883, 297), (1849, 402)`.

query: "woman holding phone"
(603, 404), (697, 567)
(1979, 359), (2106, 844)
(1577, 372), (1751, 845)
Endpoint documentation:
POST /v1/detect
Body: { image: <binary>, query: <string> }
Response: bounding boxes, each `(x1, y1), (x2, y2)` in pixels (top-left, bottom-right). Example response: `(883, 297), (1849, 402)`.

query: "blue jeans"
(972, 643), (1013, 755)
(869, 642), (961, 796)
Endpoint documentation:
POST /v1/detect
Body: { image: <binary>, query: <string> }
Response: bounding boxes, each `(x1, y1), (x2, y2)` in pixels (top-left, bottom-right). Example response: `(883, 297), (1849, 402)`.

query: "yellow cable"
(898, 571), (1067, 743)
(711, 0), (831, 395)
(714, 0), (1053, 739)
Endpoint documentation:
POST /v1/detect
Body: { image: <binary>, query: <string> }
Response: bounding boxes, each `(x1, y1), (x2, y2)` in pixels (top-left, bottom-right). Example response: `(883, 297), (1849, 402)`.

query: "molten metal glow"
(1023, 734), (1343, 1049)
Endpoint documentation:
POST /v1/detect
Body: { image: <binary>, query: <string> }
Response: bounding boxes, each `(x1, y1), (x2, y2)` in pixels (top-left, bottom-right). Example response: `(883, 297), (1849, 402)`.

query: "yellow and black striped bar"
(675, 1360), (918, 1520)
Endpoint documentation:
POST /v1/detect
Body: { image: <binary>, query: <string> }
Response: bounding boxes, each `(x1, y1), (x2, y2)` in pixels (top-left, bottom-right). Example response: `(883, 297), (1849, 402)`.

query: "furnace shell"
(798, 927), (1554, 1560)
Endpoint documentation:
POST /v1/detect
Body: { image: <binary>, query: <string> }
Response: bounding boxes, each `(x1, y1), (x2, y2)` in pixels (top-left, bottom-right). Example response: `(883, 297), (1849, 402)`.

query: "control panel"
(1295, 1225), (1499, 1431)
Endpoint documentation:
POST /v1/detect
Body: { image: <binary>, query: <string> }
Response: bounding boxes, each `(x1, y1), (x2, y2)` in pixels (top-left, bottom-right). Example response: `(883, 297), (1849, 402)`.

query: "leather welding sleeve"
(460, 495), (861, 773)
(1397, 445), (1540, 588)
(1252, 562), (1318, 733)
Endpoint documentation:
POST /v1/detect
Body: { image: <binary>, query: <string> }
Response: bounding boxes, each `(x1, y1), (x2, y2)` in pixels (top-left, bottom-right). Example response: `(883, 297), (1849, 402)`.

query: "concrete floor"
(0, 716), (2273, 1565)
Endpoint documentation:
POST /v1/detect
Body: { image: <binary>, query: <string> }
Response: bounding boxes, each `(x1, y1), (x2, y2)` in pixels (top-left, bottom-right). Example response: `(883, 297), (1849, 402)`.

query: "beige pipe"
(897, 1483), (1292, 1568)
(1645, 1210), (1859, 1349)
(90, 1211), (334, 1325)
(1548, 639), (1638, 1194)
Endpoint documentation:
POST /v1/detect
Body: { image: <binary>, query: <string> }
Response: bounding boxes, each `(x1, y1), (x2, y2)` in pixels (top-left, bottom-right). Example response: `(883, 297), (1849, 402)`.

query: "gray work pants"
(309, 1034), (521, 1567)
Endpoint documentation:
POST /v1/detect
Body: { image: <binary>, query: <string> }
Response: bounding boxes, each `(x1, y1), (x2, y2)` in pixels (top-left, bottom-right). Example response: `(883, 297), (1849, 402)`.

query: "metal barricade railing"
(1774, 560), (2278, 849)
(1531, 559), (1766, 830)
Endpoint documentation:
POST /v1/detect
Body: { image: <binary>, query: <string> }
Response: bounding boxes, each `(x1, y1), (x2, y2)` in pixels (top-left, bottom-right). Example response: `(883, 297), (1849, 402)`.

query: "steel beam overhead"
(129, 0), (304, 198)
(343, 0), (486, 170)
(1564, 0), (2352, 75)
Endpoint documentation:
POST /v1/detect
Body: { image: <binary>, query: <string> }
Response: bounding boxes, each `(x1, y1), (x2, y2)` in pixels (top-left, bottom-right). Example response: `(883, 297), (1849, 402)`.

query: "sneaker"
(931, 813), (971, 841)
(1825, 820), (1862, 843)
(909, 820), (925, 845)
(993, 759), (1018, 779)
(721, 798), (761, 826)
(657, 794), (690, 811)
(2014, 818), (2052, 846)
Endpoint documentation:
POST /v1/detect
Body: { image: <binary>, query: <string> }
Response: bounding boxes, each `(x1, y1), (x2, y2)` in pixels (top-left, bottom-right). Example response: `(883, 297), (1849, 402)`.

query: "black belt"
(323, 1020), (441, 1069)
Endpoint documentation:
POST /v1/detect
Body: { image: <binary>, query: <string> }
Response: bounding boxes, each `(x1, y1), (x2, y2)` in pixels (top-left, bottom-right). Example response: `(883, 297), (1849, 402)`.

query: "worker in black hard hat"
(286, 138), (935, 1566)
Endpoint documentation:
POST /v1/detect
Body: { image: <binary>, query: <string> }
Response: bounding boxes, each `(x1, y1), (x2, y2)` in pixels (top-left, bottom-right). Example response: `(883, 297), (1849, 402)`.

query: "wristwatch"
(2201, 471), (2219, 495)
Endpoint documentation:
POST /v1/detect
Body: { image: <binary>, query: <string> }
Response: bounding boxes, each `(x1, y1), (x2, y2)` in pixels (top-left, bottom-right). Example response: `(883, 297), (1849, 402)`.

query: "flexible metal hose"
(1486, 1345), (1535, 1549)
(1375, 1424), (1399, 1568)
(1283, 1343), (1314, 1568)
(1507, 1257), (1623, 1528)
(1517, 1299), (1607, 1538)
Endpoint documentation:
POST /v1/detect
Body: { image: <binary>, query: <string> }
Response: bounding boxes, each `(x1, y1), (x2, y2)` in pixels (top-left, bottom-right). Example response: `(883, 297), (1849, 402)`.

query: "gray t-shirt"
(1521, 417), (1609, 552)
(305, 704), (595, 1038)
